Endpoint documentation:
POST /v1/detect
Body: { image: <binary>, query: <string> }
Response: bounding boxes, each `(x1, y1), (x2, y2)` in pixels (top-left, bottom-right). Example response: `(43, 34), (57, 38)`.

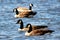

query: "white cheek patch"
(14, 9), (16, 12)
(28, 25), (30, 28)
(19, 21), (21, 23)
(30, 4), (32, 6)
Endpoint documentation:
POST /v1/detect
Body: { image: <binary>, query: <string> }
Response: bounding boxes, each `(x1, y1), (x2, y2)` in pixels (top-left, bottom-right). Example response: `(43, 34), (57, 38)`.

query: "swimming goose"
(13, 4), (37, 18)
(25, 24), (54, 36)
(16, 19), (48, 31)
(13, 3), (33, 12)
(16, 19), (29, 31)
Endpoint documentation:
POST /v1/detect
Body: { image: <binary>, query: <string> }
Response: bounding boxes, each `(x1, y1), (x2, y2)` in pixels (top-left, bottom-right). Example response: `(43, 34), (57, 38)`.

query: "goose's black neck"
(28, 25), (32, 33)
(29, 6), (32, 10)
(20, 22), (23, 29)
(16, 8), (19, 15)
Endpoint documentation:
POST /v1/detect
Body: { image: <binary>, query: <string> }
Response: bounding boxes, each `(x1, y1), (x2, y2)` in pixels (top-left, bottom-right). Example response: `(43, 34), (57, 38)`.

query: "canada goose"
(25, 24), (54, 36)
(16, 19), (29, 31)
(13, 4), (37, 18)
(16, 19), (48, 31)
(14, 8), (37, 18)
(13, 3), (33, 12)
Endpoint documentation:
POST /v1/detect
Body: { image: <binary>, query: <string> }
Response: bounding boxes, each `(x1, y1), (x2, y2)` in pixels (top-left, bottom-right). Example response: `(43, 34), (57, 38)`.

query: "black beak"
(13, 9), (15, 12)
(16, 21), (19, 24)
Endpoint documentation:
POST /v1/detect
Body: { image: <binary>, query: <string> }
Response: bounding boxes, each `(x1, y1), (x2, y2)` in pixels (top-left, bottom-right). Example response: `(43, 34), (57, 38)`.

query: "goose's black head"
(29, 3), (33, 10)
(16, 19), (23, 29)
(29, 3), (33, 6)
(27, 23), (32, 33)
(16, 19), (23, 24)
(26, 24), (31, 28)
(13, 8), (19, 15)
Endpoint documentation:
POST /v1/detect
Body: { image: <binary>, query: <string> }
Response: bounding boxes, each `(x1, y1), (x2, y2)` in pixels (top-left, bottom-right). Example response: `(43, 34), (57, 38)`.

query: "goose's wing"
(30, 29), (43, 36)
(31, 25), (48, 30)
(17, 7), (29, 12)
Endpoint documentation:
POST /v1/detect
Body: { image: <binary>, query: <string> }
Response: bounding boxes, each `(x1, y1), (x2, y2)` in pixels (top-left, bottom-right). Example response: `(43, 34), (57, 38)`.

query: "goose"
(16, 19), (48, 31)
(13, 3), (33, 12)
(13, 4), (37, 18)
(16, 19), (29, 31)
(25, 24), (54, 36)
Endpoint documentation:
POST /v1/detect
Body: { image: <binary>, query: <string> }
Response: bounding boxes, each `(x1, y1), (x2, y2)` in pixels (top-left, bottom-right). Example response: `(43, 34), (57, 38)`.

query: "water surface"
(0, 0), (60, 40)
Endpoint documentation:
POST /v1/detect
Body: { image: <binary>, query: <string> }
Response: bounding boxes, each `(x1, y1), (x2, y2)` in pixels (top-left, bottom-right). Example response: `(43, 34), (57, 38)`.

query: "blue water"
(0, 0), (60, 40)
